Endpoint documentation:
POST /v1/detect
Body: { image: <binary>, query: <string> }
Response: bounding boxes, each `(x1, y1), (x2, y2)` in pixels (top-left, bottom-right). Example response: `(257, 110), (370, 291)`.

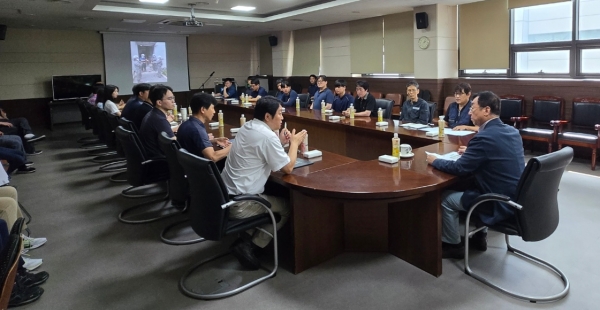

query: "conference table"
(207, 102), (475, 277)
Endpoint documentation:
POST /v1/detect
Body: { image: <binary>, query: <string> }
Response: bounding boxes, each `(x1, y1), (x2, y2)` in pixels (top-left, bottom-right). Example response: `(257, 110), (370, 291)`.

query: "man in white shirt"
(221, 96), (306, 269)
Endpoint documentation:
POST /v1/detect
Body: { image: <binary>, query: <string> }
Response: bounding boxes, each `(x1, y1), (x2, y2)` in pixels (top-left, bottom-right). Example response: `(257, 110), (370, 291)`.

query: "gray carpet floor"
(11, 123), (600, 309)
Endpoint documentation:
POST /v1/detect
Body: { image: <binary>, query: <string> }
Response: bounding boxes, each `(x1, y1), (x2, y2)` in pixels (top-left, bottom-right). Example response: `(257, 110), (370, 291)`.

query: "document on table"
(418, 127), (475, 136)
(400, 123), (430, 129)
(426, 151), (461, 161)
(294, 157), (314, 169)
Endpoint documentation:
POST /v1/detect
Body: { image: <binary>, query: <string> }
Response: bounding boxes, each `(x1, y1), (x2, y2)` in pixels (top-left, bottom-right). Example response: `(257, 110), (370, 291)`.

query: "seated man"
(121, 83), (151, 121)
(0, 147), (34, 174)
(131, 101), (153, 132)
(399, 80), (429, 124)
(332, 79), (354, 112)
(247, 78), (268, 104)
(178, 93), (231, 163)
(446, 82), (478, 131)
(139, 84), (176, 159)
(426, 91), (525, 259)
(0, 107), (45, 155)
(275, 78), (284, 101)
(244, 76), (254, 96)
(279, 81), (298, 107)
(218, 78), (238, 100)
(307, 74), (318, 99)
(342, 80), (375, 117)
(310, 75), (334, 110)
(221, 96), (307, 270)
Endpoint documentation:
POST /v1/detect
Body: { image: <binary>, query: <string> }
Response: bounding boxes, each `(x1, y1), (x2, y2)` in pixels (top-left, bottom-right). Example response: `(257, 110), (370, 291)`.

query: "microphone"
(209, 71), (215, 77)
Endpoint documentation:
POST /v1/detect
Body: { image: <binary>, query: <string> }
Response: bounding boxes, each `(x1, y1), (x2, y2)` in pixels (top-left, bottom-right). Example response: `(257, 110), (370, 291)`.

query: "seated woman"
(102, 85), (125, 117)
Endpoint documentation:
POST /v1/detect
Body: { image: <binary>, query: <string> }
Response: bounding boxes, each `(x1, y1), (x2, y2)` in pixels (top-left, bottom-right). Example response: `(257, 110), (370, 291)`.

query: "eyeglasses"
(470, 105), (486, 112)
(317, 80), (325, 83)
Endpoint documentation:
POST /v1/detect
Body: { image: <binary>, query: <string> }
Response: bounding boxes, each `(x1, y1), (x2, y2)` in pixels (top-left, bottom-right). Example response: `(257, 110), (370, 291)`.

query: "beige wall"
(0, 28), (104, 100)
(188, 34), (255, 89)
(321, 23), (351, 76)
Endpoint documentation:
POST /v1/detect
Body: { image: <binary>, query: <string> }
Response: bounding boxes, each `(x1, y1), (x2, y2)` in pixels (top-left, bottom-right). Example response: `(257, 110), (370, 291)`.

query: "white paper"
(445, 130), (475, 136)
(400, 123), (429, 129)
(426, 151), (461, 161)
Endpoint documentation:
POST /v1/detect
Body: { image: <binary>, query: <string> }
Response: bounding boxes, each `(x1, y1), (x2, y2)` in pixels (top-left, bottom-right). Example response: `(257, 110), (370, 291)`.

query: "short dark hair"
(454, 83), (472, 95)
(309, 74), (317, 80)
(132, 83), (151, 97)
(334, 79), (347, 88)
(251, 78), (261, 86)
(189, 92), (217, 115)
(474, 91), (500, 115)
(92, 84), (104, 95)
(149, 84), (173, 106)
(276, 78), (283, 84)
(356, 80), (369, 91)
(280, 80), (291, 88)
(254, 96), (281, 121)
(103, 85), (118, 102)
(247, 76), (254, 81)
(406, 80), (419, 89)
(224, 78), (234, 83)
(318, 75), (327, 82)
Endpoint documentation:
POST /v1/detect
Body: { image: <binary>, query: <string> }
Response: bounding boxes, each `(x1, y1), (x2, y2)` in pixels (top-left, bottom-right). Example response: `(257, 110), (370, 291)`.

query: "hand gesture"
(457, 146), (467, 155)
(289, 129), (307, 147)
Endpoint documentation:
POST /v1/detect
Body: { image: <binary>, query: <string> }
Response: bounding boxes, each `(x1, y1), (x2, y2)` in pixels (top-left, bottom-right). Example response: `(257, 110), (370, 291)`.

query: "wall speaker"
(415, 12), (429, 29)
(0, 25), (6, 40)
(268, 35), (278, 47)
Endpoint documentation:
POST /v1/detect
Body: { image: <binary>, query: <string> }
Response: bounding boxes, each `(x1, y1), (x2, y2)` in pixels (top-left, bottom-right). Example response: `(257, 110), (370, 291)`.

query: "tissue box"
(329, 115), (340, 121)
(426, 131), (439, 137)
(376, 121), (389, 127)
(303, 150), (323, 158)
(378, 155), (399, 164)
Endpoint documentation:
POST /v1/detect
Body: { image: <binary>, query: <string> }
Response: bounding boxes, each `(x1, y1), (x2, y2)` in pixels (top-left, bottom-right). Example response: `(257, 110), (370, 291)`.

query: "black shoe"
(16, 166), (36, 174)
(471, 231), (487, 251)
(16, 270), (49, 288)
(25, 161), (34, 167)
(25, 135), (46, 143)
(230, 238), (261, 270)
(26, 150), (43, 156)
(442, 242), (465, 259)
(8, 284), (44, 307)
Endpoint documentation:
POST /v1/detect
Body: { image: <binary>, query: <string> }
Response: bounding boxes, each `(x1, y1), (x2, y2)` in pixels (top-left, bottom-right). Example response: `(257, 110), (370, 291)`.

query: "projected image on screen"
(130, 41), (167, 83)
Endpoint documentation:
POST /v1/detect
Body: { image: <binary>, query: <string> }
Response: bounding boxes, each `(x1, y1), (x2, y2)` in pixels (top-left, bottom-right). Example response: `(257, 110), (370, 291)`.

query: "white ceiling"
(0, 0), (479, 36)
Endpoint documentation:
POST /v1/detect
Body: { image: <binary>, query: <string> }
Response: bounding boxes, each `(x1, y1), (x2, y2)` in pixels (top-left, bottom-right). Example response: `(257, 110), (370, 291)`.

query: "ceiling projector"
(185, 20), (203, 27)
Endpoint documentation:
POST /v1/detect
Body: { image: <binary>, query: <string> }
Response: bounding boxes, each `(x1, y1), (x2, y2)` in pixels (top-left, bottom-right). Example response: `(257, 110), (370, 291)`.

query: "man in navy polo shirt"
(279, 80), (298, 107)
(177, 93), (231, 164)
(310, 75), (334, 110)
(447, 83), (478, 131)
(399, 80), (429, 125)
(331, 79), (354, 112)
(218, 78), (238, 100)
(307, 74), (318, 98)
(248, 78), (268, 104)
(139, 84), (176, 159)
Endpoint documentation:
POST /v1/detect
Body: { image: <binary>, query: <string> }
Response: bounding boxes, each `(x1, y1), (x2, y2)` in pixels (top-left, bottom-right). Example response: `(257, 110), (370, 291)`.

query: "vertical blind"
(384, 12), (414, 74)
(292, 27), (320, 76)
(349, 17), (384, 74)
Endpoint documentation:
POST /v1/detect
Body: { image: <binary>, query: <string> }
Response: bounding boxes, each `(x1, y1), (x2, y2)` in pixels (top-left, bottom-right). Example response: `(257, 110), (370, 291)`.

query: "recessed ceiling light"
(231, 6), (255, 12)
(139, 0), (169, 4)
(122, 19), (146, 23)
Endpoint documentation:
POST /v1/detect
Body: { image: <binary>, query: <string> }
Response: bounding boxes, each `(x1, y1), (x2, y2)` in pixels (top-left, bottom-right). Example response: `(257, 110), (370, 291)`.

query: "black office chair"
(177, 149), (278, 300)
(298, 93), (309, 108)
(94, 111), (126, 169)
(463, 147), (573, 303)
(427, 101), (437, 123)
(158, 132), (204, 245)
(375, 99), (394, 120)
(81, 106), (111, 152)
(0, 218), (26, 309)
(76, 99), (99, 143)
(115, 126), (182, 224)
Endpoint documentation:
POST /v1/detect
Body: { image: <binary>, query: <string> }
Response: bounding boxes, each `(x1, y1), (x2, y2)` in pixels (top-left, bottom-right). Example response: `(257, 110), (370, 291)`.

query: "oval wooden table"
(208, 103), (475, 276)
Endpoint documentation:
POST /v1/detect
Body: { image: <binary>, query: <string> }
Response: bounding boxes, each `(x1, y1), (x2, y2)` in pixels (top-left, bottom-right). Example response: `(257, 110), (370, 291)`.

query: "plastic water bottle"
(218, 110), (224, 127)
(438, 115), (445, 137)
(240, 114), (246, 126)
(392, 133), (400, 158)
(349, 104), (355, 119)
(378, 108), (383, 122)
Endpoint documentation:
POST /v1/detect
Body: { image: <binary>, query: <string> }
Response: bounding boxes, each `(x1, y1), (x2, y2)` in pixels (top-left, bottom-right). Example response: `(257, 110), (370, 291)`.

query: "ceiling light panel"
(231, 6), (256, 12)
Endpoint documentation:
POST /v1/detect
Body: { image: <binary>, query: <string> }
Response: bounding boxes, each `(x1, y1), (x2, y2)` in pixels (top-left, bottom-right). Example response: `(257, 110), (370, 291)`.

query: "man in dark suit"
(426, 91), (525, 259)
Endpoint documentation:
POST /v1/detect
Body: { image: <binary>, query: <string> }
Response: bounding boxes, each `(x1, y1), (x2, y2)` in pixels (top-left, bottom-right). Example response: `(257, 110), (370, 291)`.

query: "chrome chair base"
(99, 160), (127, 172)
(464, 234), (570, 303)
(118, 194), (185, 224)
(109, 171), (128, 183)
(160, 218), (205, 245)
(121, 183), (167, 198)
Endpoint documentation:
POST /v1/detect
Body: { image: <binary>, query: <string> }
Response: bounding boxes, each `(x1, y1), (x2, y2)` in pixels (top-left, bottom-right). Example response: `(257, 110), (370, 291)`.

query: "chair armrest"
(141, 158), (167, 168)
(550, 120), (568, 126)
(232, 194), (272, 209)
(510, 116), (528, 122)
(468, 193), (523, 212)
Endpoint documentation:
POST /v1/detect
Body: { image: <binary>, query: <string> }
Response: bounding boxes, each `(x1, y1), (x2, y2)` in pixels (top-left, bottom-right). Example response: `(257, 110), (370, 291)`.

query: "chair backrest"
(177, 148), (229, 241)
(298, 93), (309, 108)
(99, 110), (116, 148)
(385, 94), (403, 116)
(115, 126), (149, 186)
(89, 106), (105, 140)
(267, 90), (278, 97)
(0, 218), (24, 310)
(444, 96), (455, 115)
(77, 99), (92, 129)
(370, 91), (382, 99)
(514, 147), (573, 242)
(418, 89), (432, 102)
(375, 99), (394, 120)
(532, 96), (564, 123)
(571, 98), (600, 128)
(499, 95), (525, 121)
(158, 132), (189, 206)
(427, 101), (437, 123)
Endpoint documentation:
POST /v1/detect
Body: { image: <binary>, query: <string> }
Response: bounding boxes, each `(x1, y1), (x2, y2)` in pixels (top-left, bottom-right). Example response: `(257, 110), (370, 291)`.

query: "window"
(510, 0), (600, 77)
